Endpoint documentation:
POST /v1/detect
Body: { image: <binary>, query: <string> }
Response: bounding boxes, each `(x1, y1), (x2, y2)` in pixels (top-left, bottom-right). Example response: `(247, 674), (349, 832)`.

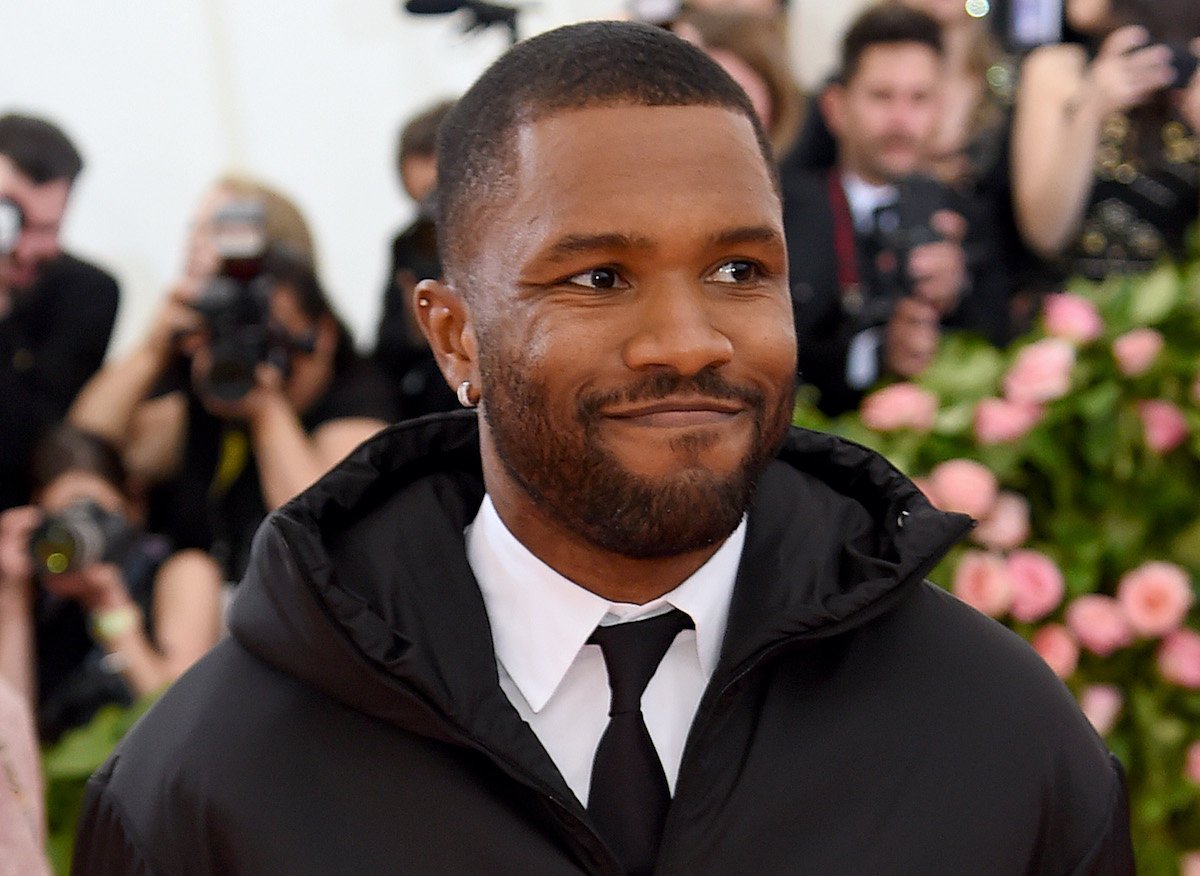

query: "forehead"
(849, 43), (942, 88)
(468, 104), (779, 264)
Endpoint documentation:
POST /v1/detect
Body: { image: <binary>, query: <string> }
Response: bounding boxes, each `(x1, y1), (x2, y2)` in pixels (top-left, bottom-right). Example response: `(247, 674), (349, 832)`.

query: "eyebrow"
(538, 225), (783, 264)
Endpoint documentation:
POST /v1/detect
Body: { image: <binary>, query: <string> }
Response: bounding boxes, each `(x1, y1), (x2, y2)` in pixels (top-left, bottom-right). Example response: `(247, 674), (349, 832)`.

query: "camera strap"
(827, 169), (864, 310)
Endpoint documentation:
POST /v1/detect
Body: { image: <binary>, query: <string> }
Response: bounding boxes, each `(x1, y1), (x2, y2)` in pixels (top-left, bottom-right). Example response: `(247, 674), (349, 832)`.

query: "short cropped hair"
(839, 6), (943, 85)
(398, 99), (455, 169)
(0, 113), (84, 184)
(435, 20), (775, 281)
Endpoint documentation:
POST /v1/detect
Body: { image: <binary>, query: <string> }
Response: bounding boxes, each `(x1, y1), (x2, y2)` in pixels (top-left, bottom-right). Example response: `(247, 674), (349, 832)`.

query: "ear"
(414, 278), (478, 396)
(819, 83), (845, 138)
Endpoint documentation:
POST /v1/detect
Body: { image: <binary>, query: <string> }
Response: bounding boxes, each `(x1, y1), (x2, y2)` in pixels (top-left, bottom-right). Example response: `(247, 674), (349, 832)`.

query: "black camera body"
(0, 196), (23, 256)
(189, 201), (312, 401)
(853, 175), (950, 329)
(29, 500), (136, 576)
(1167, 42), (1199, 90)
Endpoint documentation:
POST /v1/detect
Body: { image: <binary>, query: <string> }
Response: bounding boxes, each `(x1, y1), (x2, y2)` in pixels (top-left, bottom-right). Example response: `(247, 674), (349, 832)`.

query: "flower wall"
(795, 246), (1200, 873)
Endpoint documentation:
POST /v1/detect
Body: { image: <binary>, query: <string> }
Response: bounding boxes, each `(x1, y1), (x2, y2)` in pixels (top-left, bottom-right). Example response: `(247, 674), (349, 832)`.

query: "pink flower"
(952, 550), (1013, 618)
(972, 492), (1031, 552)
(1186, 742), (1200, 785)
(1065, 595), (1134, 657)
(1112, 328), (1164, 377)
(1183, 852), (1200, 876)
(861, 383), (938, 433)
(1043, 293), (1104, 343)
(1031, 624), (1079, 678)
(1138, 400), (1189, 453)
(1078, 684), (1123, 736)
(973, 398), (1044, 445)
(1007, 550), (1065, 623)
(1116, 561), (1194, 637)
(928, 459), (998, 520)
(1003, 339), (1076, 404)
(1158, 629), (1200, 689)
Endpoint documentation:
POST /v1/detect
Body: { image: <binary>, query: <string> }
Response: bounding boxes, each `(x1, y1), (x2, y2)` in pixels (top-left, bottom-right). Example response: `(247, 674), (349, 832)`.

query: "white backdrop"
(0, 0), (867, 356)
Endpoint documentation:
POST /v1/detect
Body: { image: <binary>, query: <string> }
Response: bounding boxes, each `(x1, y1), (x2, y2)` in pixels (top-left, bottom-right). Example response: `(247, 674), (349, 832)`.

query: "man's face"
(824, 43), (943, 184)
(0, 155), (71, 290)
(460, 104), (796, 559)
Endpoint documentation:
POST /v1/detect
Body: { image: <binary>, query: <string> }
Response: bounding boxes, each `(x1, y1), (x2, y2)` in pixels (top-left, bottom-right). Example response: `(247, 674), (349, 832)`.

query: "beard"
(478, 346), (794, 560)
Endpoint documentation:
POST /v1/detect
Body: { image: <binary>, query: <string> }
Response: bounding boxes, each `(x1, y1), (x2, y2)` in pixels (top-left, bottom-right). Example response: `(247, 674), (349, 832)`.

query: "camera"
(0, 196), (23, 256)
(189, 201), (314, 401)
(1167, 42), (1199, 90)
(28, 500), (136, 577)
(851, 175), (950, 329)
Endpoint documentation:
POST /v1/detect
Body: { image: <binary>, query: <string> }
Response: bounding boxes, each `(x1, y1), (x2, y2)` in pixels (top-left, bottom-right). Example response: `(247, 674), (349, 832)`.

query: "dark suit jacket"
(782, 169), (1013, 416)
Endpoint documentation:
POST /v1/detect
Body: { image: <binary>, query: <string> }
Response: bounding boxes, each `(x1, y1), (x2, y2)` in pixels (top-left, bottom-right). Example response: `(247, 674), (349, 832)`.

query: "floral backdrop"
(795, 239), (1200, 874)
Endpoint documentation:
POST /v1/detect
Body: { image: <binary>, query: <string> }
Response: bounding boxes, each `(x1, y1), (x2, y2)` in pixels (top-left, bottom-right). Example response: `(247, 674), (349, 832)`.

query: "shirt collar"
(841, 170), (899, 232)
(466, 495), (744, 713)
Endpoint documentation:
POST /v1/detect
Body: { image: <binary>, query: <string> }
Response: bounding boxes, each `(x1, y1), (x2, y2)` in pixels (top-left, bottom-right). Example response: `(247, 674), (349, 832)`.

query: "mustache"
(578, 368), (764, 417)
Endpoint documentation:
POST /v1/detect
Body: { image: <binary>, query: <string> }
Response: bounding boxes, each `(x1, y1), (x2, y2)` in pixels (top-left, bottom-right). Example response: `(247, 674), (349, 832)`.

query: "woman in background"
(1011, 0), (1200, 278)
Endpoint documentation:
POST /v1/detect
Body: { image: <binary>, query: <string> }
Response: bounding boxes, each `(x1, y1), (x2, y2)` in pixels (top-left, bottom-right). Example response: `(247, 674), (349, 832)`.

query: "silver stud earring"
(457, 380), (477, 409)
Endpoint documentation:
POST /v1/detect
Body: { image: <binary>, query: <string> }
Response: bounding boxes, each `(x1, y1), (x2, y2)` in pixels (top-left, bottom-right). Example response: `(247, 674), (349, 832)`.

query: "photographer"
(0, 426), (222, 742)
(1012, 0), (1200, 278)
(70, 177), (396, 580)
(783, 6), (1006, 415)
(0, 114), (119, 511)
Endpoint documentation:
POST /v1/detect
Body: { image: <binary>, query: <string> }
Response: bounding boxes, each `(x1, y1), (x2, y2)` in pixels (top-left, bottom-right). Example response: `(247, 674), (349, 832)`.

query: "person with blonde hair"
(70, 178), (395, 580)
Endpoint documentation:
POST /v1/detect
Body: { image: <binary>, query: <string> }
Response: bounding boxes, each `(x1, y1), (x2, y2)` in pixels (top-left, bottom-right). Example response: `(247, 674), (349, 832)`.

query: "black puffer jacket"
(74, 413), (1133, 875)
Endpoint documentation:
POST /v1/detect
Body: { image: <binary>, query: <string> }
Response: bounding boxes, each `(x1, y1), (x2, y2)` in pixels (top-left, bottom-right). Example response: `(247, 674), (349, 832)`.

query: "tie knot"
(589, 609), (693, 715)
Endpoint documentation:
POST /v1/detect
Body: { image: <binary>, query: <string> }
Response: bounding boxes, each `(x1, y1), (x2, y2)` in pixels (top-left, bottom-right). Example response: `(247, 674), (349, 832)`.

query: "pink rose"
(1043, 293), (1104, 343)
(1116, 561), (1194, 637)
(972, 492), (1031, 552)
(1158, 629), (1200, 689)
(1183, 852), (1200, 876)
(1078, 684), (1123, 736)
(952, 550), (1013, 618)
(973, 398), (1044, 445)
(861, 383), (938, 433)
(1031, 624), (1080, 678)
(1003, 339), (1076, 404)
(1186, 742), (1200, 785)
(1065, 595), (1134, 656)
(928, 459), (998, 520)
(1007, 550), (1065, 623)
(1138, 400), (1189, 453)
(1112, 328), (1163, 377)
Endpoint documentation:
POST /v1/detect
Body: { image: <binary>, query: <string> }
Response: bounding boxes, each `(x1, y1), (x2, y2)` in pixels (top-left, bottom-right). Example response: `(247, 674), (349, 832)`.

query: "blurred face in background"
(0, 155), (71, 292)
(822, 41), (943, 184)
(183, 183), (238, 282)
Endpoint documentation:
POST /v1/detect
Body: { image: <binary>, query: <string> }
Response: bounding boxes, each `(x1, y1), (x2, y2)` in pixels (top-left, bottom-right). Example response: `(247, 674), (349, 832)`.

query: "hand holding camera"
(1089, 27), (1182, 118)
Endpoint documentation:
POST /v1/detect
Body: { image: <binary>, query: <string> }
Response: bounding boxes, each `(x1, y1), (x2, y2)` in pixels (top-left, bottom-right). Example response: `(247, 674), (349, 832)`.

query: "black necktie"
(587, 609), (694, 876)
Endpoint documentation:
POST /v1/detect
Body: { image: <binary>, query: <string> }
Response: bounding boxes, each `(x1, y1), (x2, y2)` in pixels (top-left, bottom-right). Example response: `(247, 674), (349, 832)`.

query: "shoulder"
(39, 253), (119, 297)
(310, 353), (399, 427)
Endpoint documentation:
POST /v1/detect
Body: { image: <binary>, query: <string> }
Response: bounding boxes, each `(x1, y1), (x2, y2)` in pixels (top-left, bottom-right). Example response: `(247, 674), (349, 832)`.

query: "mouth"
(603, 397), (747, 428)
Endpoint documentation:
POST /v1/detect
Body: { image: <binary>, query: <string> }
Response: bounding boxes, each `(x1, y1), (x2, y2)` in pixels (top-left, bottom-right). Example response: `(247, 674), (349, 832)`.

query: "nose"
(622, 279), (734, 376)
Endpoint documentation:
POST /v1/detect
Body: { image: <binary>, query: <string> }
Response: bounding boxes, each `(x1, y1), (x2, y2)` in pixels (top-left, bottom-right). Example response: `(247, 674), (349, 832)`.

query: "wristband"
(89, 605), (140, 643)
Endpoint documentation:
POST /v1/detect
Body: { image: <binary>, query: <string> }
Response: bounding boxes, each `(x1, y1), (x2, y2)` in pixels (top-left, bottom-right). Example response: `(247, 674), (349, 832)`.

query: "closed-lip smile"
(604, 396), (746, 427)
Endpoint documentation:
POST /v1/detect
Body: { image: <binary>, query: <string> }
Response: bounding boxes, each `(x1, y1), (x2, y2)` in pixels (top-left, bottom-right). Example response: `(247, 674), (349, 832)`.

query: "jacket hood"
(228, 411), (971, 762)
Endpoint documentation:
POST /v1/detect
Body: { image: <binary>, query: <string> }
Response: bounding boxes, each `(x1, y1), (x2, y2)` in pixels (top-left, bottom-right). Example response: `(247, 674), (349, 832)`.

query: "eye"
(709, 260), (761, 284)
(564, 267), (627, 290)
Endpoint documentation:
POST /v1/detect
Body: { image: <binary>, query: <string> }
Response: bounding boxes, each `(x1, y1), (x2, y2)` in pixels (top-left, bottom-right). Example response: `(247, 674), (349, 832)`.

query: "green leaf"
(1129, 265), (1183, 325)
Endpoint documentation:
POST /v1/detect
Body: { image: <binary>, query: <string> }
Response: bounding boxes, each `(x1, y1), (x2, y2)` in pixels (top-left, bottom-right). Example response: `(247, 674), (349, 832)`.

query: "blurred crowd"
(0, 0), (1198, 867)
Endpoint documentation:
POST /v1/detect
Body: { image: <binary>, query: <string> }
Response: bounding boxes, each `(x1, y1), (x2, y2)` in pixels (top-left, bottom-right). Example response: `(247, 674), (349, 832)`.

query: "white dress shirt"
(466, 495), (744, 807)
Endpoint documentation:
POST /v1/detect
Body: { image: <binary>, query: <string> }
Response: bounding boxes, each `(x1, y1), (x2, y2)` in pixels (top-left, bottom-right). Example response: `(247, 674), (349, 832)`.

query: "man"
(784, 6), (1010, 415)
(0, 113), (119, 510)
(74, 21), (1130, 875)
(373, 98), (460, 419)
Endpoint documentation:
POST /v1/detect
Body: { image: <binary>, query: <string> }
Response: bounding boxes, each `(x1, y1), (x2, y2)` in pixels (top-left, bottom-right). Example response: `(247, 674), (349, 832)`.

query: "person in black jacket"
(0, 114), (119, 511)
(73, 21), (1132, 875)
(783, 7), (1012, 415)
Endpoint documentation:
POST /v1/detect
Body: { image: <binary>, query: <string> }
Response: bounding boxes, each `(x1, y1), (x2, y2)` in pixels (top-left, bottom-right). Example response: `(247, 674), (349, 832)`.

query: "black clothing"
(372, 216), (458, 419)
(0, 254), (119, 510)
(1067, 111), (1200, 280)
(35, 533), (167, 742)
(783, 169), (1013, 415)
(76, 413), (1132, 875)
(146, 353), (396, 581)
